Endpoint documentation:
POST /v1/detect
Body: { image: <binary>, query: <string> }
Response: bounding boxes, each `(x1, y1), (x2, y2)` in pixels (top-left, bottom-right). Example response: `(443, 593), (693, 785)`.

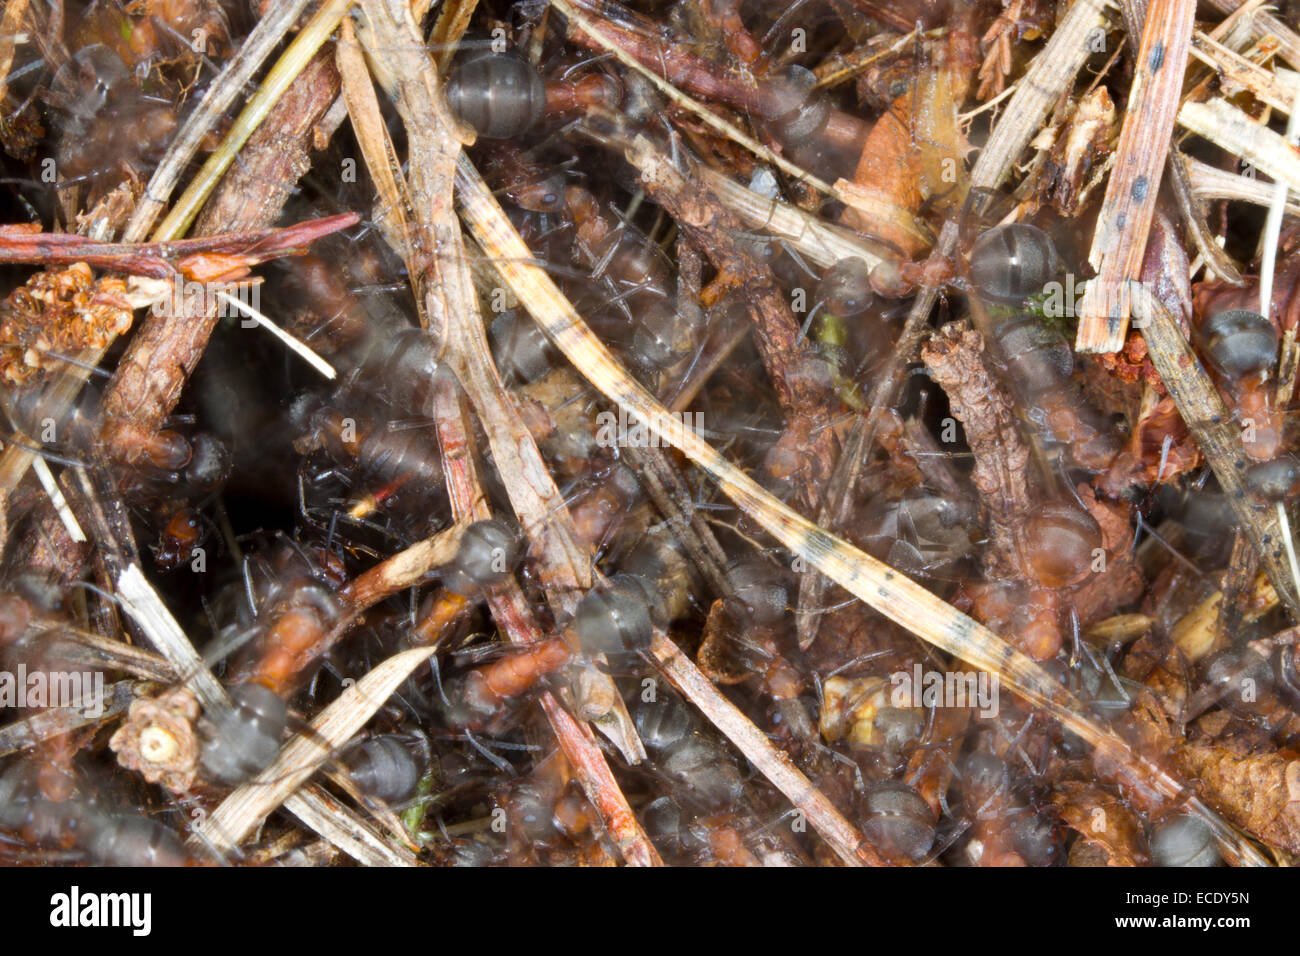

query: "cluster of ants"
(0, 0), (1297, 867)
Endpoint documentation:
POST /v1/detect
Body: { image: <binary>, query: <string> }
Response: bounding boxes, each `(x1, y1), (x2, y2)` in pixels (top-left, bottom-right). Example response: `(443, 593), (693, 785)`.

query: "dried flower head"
(0, 264), (133, 388)
(109, 685), (201, 793)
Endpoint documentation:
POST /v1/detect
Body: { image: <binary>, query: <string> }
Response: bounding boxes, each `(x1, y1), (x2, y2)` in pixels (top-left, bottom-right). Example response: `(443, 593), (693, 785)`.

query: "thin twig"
(551, 0), (925, 244)
(429, 374), (667, 856)
(1184, 154), (1300, 214)
(357, 0), (645, 762)
(0, 7), (352, 513)
(345, 523), (469, 610)
(102, 52), (347, 461)
(151, 0), (355, 242)
(0, 215), (358, 278)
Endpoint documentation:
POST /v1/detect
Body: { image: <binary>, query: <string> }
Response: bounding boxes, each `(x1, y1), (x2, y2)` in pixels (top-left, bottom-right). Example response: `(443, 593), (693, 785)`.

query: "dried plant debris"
(108, 685), (200, 793)
(4, 0), (1300, 871)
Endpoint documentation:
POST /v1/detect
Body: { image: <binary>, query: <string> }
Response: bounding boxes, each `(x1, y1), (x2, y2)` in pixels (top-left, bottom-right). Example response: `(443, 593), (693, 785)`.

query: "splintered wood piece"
(921, 322), (1032, 578)
(1077, 0), (1195, 353)
(1179, 98), (1300, 194)
(1204, 0), (1300, 71)
(455, 148), (1270, 866)
(972, 0), (1116, 196)
(284, 785), (419, 867)
(1191, 31), (1300, 114)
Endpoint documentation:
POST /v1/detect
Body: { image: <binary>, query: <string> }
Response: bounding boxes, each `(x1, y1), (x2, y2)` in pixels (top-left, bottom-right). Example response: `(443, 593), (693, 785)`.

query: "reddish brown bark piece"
(921, 321), (1031, 577)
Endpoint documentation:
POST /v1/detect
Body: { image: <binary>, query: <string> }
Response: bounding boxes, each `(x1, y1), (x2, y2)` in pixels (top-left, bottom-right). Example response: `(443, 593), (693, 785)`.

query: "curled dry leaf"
(839, 33), (978, 256)
(1174, 746), (1300, 854)
(1036, 86), (1117, 216)
(1097, 392), (1203, 495)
